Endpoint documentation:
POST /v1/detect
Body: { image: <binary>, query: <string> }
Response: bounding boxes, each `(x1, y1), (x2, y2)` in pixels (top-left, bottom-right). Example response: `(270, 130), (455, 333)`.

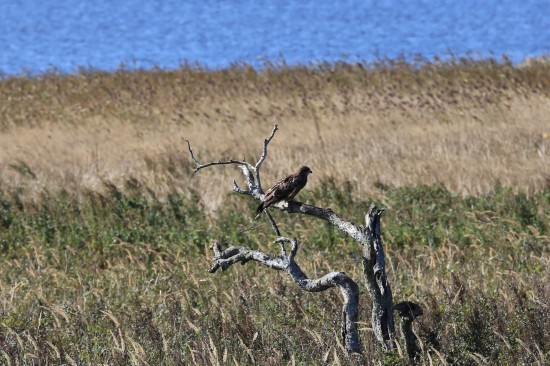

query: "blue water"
(1, 0), (549, 75)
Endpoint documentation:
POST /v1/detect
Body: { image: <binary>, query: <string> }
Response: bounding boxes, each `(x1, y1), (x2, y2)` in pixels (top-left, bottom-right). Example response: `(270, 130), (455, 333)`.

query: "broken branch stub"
(208, 238), (361, 354)
(394, 301), (424, 363)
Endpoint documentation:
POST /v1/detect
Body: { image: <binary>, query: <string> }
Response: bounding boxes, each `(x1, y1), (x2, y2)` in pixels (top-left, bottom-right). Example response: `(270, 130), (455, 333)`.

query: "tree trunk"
(363, 204), (396, 350)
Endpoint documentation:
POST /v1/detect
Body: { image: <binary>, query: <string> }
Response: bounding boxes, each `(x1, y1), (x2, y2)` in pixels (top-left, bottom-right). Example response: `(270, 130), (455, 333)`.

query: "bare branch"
(254, 124), (279, 191)
(208, 238), (361, 354)
(237, 164), (259, 198)
(208, 241), (285, 272)
(186, 139), (251, 173)
(286, 201), (365, 243)
(265, 210), (281, 237)
(186, 125), (279, 201)
(274, 236), (298, 261)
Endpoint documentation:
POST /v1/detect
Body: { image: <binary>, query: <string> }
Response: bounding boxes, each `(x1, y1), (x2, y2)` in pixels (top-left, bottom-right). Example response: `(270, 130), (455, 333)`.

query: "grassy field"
(0, 58), (549, 365)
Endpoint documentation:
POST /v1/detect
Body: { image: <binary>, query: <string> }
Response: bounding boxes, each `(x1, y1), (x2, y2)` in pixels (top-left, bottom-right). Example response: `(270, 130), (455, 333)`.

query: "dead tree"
(187, 124), (401, 354)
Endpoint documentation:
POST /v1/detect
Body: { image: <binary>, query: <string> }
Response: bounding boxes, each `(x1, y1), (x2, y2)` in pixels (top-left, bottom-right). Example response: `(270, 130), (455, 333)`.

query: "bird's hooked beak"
(300, 166), (312, 175)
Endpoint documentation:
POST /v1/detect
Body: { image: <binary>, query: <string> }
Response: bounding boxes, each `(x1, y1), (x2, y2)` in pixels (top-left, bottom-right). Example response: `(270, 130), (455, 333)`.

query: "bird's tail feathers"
(255, 202), (264, 219)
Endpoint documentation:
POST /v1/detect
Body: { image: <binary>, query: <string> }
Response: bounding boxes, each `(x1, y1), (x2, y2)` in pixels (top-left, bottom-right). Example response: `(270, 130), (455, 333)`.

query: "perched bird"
(256, 166), (312, 217)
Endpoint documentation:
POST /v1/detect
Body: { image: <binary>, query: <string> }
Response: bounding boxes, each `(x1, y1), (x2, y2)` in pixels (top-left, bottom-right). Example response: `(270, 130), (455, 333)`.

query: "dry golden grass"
(1, 60), (549, 211)
(1, 59), (548, 364)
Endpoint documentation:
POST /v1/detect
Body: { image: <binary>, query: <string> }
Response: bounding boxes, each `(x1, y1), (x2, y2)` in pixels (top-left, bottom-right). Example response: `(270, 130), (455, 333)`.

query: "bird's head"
(298, 166), (313, 175)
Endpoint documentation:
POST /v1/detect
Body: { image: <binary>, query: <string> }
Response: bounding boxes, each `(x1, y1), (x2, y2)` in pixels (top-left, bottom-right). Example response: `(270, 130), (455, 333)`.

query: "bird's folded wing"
(264, 175), (295, 198)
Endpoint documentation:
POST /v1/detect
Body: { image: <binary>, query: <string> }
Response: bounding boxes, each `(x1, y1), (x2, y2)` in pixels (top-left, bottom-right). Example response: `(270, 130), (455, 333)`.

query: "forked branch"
(208, 237), (361, 354)
(186, 124), (279, 200)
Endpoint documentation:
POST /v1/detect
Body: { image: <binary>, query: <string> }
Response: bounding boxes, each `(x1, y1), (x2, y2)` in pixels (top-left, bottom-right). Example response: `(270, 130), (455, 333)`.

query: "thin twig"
(265, 209), (281, 237)
(186, 139), (249, 173)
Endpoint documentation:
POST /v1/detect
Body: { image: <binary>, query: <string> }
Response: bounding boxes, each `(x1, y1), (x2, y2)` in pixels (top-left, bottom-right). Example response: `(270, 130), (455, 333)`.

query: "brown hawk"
(256, 166), (312, 217)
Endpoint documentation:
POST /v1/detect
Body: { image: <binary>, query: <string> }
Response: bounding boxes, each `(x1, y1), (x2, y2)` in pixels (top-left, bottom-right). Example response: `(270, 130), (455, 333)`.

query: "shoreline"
(2, 53), (550, 79)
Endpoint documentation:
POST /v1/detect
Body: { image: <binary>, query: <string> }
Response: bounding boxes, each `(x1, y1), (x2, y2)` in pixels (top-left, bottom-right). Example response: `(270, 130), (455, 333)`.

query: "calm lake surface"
(1, 0), (549, 75)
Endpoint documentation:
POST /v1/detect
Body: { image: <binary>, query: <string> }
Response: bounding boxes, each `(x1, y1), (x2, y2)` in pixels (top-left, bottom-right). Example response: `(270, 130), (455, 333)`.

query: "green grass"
(1, 183), (548, 365)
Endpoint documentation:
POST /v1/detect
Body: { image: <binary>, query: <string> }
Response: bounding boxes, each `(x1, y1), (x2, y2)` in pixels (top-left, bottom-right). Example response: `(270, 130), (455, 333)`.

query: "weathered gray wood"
(394, 301), (424, 363)
(362, 205), (396, 350)
(286, 202), (365, 243)
(187, 125), (398, 353)
(208, 238), (361, 354)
